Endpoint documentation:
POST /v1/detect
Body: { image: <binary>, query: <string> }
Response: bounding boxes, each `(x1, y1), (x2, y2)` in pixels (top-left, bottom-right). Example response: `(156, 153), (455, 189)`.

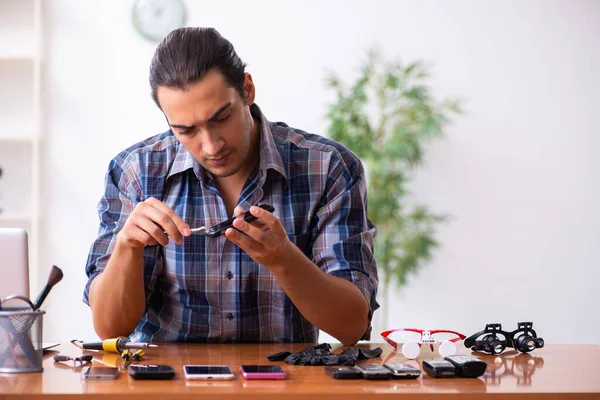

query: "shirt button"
(227, 313), (234, 321)
(227, 271), (233, 280)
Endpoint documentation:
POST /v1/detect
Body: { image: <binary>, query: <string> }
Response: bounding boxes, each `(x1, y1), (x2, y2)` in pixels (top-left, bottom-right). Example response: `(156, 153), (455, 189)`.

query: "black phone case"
(444, 355), (487, 378)
(422, 360), (456, 378)
(128, 365), (176, 380)
(324, 366), (363, 380)
(204, 204), (275, 237)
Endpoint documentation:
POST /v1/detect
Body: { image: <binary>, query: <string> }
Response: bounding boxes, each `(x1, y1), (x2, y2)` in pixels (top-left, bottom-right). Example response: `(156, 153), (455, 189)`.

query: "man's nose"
(202, 130), (225, 156)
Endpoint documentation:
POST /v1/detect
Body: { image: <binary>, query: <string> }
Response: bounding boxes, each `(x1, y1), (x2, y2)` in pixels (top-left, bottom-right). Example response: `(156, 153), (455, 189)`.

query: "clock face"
(132, 0), (187, 42)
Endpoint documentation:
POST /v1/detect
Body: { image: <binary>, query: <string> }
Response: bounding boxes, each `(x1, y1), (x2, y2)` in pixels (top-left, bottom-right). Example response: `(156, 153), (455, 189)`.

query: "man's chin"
(203, 165), (240, 178)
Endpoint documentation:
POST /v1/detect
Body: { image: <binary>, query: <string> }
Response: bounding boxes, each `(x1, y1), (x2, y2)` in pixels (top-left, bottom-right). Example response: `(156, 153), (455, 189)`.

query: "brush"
(33, 265), (63, 310)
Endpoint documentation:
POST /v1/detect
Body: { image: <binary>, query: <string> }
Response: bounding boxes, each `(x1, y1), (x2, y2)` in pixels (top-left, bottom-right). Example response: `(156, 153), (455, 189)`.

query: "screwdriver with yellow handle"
(123, 349), (145, 369)
(82, 336), (157, 353)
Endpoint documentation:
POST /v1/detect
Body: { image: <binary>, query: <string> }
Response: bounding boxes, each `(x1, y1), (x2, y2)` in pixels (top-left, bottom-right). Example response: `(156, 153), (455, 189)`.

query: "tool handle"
(82, 341), (104, 351)
(121, 349), (132, 361)
(53, 355), (71, 362)
(82, 336), (128, 353)
(132, 349), (145, 360)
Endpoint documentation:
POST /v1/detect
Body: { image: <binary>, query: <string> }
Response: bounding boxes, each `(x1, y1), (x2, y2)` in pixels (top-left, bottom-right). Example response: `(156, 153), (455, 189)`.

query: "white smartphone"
(183, 365), (235, 380)
(81, 366), (120, 380)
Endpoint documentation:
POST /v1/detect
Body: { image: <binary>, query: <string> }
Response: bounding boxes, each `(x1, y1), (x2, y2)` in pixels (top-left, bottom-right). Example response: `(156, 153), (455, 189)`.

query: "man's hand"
(117, 197), (191, 248)
(224, 205), (294, 268)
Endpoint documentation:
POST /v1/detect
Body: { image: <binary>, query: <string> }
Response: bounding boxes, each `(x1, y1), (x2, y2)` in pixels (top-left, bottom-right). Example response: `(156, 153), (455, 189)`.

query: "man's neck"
(214, 116), (261, 215)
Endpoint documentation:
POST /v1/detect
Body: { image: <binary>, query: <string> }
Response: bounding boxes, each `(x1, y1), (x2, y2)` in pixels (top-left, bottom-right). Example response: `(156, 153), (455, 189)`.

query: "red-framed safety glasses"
(381, 328), (466, 359)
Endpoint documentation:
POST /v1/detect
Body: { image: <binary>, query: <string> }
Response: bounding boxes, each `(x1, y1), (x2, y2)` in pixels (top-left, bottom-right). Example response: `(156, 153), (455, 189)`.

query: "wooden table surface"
(1, 343), (599, 399)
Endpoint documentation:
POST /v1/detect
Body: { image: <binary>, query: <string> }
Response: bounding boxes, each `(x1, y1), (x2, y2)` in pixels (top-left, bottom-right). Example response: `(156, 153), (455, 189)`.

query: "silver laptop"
(0, 227), (30, 301)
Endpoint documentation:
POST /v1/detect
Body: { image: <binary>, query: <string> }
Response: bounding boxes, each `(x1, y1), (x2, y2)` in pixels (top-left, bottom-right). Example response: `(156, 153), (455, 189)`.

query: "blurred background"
(0, 0), (598, 345)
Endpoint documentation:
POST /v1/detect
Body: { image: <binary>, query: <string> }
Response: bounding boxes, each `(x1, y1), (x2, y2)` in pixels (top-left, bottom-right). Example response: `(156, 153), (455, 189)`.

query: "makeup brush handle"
(33, 285), (50, 310)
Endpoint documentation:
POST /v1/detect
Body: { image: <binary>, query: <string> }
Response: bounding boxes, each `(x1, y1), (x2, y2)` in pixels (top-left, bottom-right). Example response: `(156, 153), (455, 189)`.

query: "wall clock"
(132, 0), (187, 42)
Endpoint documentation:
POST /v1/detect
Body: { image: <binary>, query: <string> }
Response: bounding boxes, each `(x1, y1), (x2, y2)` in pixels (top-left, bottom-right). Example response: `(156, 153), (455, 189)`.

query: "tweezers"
(190, 204), (275, 238)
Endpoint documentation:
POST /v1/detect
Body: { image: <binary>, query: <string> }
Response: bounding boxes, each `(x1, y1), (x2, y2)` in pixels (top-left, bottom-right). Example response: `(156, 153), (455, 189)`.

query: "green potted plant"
(325, 50), (463, 324)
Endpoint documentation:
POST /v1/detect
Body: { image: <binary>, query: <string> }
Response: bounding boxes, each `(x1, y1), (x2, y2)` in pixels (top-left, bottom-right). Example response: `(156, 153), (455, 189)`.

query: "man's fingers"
(232, 218), (269, 243)
(145, 197), (191, 238)
(135, 218), (169, 246)
(134, 230), (158, 247)
(142, 206), (182, 244)
(225, 227), (259, 254)
(249, 205), (284, 234)
(233, 206), (245, 219)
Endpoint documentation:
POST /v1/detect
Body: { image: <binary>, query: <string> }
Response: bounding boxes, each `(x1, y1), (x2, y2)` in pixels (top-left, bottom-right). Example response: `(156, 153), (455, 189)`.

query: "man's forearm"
(89, 242), (147, 339)
(269, 245), (370, 345)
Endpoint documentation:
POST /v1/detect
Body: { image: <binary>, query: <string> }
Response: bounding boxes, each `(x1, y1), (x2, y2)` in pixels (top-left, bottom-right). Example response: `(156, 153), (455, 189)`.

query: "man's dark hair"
(149, 27), (247, 108)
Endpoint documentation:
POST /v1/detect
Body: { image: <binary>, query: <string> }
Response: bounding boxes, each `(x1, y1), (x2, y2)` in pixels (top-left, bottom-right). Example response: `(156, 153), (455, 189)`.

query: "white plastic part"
(438, 340), (457, 357)
(401, 340), (421, 359)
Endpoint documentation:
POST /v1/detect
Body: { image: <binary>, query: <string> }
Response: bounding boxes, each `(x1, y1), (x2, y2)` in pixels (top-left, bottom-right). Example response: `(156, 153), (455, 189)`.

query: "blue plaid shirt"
(84, 104), (379, 343)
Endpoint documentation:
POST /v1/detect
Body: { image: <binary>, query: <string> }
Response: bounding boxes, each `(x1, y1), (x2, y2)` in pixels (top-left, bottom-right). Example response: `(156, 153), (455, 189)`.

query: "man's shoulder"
(269, 121), (361, 170)
(110, 130), (180, 169)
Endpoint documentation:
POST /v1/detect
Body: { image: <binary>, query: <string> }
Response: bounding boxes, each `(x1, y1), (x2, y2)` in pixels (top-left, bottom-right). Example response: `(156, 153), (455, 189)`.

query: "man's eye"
(177, 129), (192, 135)
(214, 113), (231, 123)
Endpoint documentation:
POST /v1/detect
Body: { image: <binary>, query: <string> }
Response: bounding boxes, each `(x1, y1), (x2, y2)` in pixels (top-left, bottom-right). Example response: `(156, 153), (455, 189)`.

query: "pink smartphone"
(240, 365), (286, 380)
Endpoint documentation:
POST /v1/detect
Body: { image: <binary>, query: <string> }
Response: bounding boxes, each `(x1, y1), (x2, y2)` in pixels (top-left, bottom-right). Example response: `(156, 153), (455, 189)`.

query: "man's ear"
(243, 73), (256, 105)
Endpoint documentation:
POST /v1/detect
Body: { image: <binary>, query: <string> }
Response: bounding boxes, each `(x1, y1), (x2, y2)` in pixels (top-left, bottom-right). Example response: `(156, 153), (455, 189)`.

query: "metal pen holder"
(0, 296), (45, 373)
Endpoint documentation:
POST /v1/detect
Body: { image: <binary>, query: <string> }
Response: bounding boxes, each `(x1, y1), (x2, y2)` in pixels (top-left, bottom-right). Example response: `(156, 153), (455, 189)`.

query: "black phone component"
(324, 366), (363, 380)
(355, 364), (391, 380)
(128, 364), (176, 380)
(422, 360), (456, 378)
(383, 363), (421, 379)
(203, 204), (275, 237)
(444, 355), (487, 378)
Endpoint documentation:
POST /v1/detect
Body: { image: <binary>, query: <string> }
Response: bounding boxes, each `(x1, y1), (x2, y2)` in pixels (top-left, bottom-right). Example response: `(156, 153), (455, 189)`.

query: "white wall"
(39, 0), (600, 344)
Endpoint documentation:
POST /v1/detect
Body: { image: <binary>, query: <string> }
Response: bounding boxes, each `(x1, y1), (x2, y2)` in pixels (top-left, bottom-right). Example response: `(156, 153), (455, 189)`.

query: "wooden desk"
(1, 343), (599, 399)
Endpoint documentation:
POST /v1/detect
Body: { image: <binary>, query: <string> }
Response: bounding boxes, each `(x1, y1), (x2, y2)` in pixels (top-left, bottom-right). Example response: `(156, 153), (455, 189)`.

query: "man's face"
(157, 69), (256, 178)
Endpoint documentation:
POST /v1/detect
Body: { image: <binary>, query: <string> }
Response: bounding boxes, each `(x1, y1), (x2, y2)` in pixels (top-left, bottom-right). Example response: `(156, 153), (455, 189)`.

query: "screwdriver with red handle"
(53, 354), (93, 364)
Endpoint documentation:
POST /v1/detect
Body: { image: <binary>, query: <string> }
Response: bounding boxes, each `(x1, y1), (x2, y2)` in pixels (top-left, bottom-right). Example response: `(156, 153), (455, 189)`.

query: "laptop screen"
(0, 228), (30, 300)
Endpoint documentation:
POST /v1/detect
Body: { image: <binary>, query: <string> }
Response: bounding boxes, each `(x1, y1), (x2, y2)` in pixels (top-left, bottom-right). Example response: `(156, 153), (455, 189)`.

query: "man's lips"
(206, 152), (231, 165)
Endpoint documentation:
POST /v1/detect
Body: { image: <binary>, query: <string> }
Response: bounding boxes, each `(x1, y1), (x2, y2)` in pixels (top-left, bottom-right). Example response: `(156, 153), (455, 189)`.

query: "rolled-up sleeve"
(83, 157), (163, 306)
(311, 154), (379, 340)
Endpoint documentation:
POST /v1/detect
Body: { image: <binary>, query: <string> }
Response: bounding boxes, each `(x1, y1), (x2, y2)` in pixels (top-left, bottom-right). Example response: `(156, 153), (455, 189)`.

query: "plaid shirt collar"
(166, 103), (287, 184)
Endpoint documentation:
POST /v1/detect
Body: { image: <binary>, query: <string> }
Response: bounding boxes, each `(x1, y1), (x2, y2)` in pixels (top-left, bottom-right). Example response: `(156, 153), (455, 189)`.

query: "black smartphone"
(324, 366), (363, 380)
(128, 364), (176, 380)
(422, 360), (456, 378)
(383, 363), (421, 379)
(203, 204), (275, 237)
(355, 364), (391, 380)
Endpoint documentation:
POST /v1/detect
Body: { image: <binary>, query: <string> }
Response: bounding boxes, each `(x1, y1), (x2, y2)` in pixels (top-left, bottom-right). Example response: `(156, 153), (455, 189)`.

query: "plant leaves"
(324, 49), (463, 290)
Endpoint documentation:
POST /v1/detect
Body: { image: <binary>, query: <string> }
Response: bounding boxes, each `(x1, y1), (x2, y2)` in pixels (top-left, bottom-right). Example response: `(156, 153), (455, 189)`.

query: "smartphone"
(355, 364), (391, 380)
(383, 363), (421, 379)
(324, 366), (363, 380)
(202, 204), (275, 237)
(240, 365), (286, 380)
(183, 365), (235, 380)
(81, 366), (120, 380)
(129, 364), (176, 380)
(422, 360), (456, 378)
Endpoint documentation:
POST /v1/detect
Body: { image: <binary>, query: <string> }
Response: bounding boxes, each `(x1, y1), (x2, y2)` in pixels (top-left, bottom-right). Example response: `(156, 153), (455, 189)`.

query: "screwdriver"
(82, 336), (157, 353)
(121, 349), (132, 365)
(123, 349), (145, 369)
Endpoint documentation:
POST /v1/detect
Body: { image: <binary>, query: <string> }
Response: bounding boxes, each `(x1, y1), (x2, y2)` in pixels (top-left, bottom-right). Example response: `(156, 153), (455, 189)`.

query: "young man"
(84, 27), (378, 345)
